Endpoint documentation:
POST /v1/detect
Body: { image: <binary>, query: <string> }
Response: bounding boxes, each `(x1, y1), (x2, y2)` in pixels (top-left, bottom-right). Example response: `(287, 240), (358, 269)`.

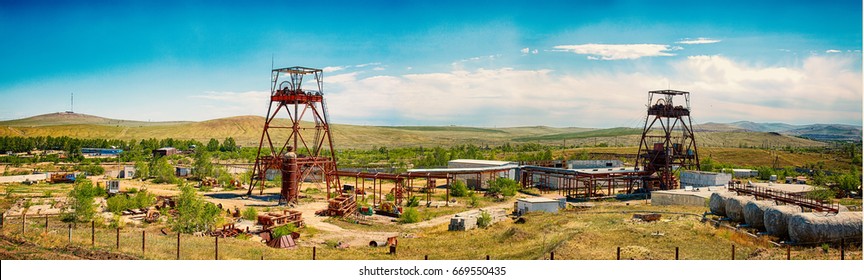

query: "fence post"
(116, 228), (120, 250)
(786, 245), (790, 260)
(731, 245), (735, 260)
(68, 224), (72, 244)
(176, 232), (180, 260)
(840, 239), (845, 260)
(312, 246), (316, 260)
(617, 247), (621, 260)
(675, 247), (679, 260)
(21, 213), (26, 234)
(91, 220), (95, 246)
(215, 236), (219, 260)
(550, 251), (555, 260)
(486, 255), (490, 260)
(44, 215), (48, 233)
(142, 231), (146, 254)
(424, 255), (428, 260)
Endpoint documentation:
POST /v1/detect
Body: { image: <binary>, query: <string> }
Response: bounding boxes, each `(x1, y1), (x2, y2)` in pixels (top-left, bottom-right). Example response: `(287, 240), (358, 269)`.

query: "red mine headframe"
(636, 89), (701, 190)
(247, 66), (341, 204)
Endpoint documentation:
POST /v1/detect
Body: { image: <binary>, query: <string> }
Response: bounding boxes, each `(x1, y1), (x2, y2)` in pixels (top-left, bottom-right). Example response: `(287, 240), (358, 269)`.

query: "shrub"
(271, 223), (297, 239)
(487, 177), (519, 197)
(468, 191), (479, 208)
(399, 207), (420, 224)
(477, 211), (492, 228)
(131, 190), (155, 209)
(806, 187), (836, 201)
(406, 196), (420, 207)
(385, 193), (395, 202)
(170, 184), (222, 233)
(450, 180), (469, 197)
(63, 179), (100, 223)
(106, 195), (129, 214)
(242, 207), (258, 221)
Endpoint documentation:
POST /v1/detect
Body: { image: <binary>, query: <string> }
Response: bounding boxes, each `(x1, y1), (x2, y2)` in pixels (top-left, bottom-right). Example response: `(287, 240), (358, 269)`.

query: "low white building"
(680, 170), (731, 188)
(447, 159), (516, 168)
(513, 197), (565, 216)
(731, 169), (759, 178)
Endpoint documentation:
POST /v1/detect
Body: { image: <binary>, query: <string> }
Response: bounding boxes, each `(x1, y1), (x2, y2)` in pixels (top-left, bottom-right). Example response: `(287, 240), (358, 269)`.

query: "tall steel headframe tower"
(247, 66), (340, 204)
(636, 90), (700, 190)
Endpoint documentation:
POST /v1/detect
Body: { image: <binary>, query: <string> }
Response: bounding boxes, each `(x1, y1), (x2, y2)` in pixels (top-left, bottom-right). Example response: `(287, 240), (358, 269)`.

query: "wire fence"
(0, 213), (858, 260)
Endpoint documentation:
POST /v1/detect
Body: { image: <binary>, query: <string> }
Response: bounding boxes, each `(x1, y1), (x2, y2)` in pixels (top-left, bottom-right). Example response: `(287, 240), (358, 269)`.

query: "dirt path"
(403, 201), (513, 229)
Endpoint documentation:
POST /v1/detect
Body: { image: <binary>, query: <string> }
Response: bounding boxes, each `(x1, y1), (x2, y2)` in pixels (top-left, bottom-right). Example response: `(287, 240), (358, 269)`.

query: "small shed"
(119, 166), (136, 179)
(153, 147), (179, 157)
(175, 167), (191, 177)
(514, 197), (563, 216)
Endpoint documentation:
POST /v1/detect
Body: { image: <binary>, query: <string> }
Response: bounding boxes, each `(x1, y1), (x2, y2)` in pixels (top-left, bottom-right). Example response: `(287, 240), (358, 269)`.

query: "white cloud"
(670, 55), (861, 123)
(552, 44), (677, 60)
(322, 66), (345, 72)
(676, 37), (721, 45)
(189, 91), (271, 117)
(355, 62), (381, 68)
(321, 54), (861, 126)
(825, 49), (841, 53)
(521, 47), (530, 54)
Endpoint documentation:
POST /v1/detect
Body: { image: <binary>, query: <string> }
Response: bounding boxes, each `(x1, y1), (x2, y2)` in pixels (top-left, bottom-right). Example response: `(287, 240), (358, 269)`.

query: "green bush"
(399, 207), (420, 224)
(271, 223), (297, 239)
(487, 177), (519, 197)
(242, 207), (258, 221)
(106, 195), (129, 214)
(807, 187), (836, 201)
(131, 190), (155, 208)
(477, 211), (492, 228)
(468, 191), (479, 208)
(450, 180), (469, 197)
(63, 179), (100, 223)
(406, 196), (420, 207)
(385, 193), (395, 201)
(76, 164), (105, 176)
(170, 184), (222, 233)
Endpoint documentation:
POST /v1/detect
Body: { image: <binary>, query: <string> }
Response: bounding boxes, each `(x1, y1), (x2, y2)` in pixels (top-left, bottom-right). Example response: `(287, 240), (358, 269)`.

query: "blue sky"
(1, 0), (861, 127)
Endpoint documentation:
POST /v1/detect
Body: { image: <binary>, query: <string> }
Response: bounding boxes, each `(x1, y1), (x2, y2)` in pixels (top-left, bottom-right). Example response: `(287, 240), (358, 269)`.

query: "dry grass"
(1, 196), (860, 260)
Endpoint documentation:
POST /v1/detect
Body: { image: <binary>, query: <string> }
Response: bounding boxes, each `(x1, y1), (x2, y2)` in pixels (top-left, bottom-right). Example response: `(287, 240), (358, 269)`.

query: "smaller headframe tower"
(636, 89), (700, 190)
(247, 66), (340, 204)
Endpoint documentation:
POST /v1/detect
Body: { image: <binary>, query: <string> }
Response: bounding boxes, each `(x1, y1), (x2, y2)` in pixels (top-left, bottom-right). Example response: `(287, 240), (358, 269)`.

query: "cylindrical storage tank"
(709, 192), (732, 216)
(724, 195), (751, 223)
(743, 200), (774, 230)
(788, 212), (863, 244)
(764, 205), (800, 239)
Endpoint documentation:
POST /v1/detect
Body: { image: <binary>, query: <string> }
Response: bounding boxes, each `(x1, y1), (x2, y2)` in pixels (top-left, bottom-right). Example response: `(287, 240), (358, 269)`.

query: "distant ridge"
(0, 112), (191, 127)
(0, 113), (854, 148)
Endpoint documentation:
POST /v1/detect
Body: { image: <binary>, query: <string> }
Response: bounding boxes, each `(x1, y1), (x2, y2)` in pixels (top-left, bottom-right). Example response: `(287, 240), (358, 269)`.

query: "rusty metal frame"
(247, 66), (341, 204)
(635, 90), (700, 191)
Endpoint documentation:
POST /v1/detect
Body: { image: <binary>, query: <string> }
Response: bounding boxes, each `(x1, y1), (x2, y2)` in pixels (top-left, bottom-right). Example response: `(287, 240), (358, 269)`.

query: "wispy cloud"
(552, 44), (677, 60)
(676, 37), (721, 45)
(323, 66), (346, 72)
(520, 47), (538, 55)
(825, 49), (842, 53)
(322, 54), (860, 126)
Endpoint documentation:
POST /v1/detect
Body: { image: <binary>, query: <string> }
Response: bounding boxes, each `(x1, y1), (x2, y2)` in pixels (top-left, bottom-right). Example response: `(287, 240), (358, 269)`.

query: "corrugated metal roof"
(408, 164), (518, 174)
(448, 159), (515, 166)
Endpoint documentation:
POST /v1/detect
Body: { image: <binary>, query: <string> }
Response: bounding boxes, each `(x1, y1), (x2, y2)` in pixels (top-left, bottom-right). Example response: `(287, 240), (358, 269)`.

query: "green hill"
(0, 113), (833, 149)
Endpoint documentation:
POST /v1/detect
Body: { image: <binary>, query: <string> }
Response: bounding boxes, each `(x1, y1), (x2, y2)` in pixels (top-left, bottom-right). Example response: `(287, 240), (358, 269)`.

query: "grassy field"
(2, 202), (858, 260)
